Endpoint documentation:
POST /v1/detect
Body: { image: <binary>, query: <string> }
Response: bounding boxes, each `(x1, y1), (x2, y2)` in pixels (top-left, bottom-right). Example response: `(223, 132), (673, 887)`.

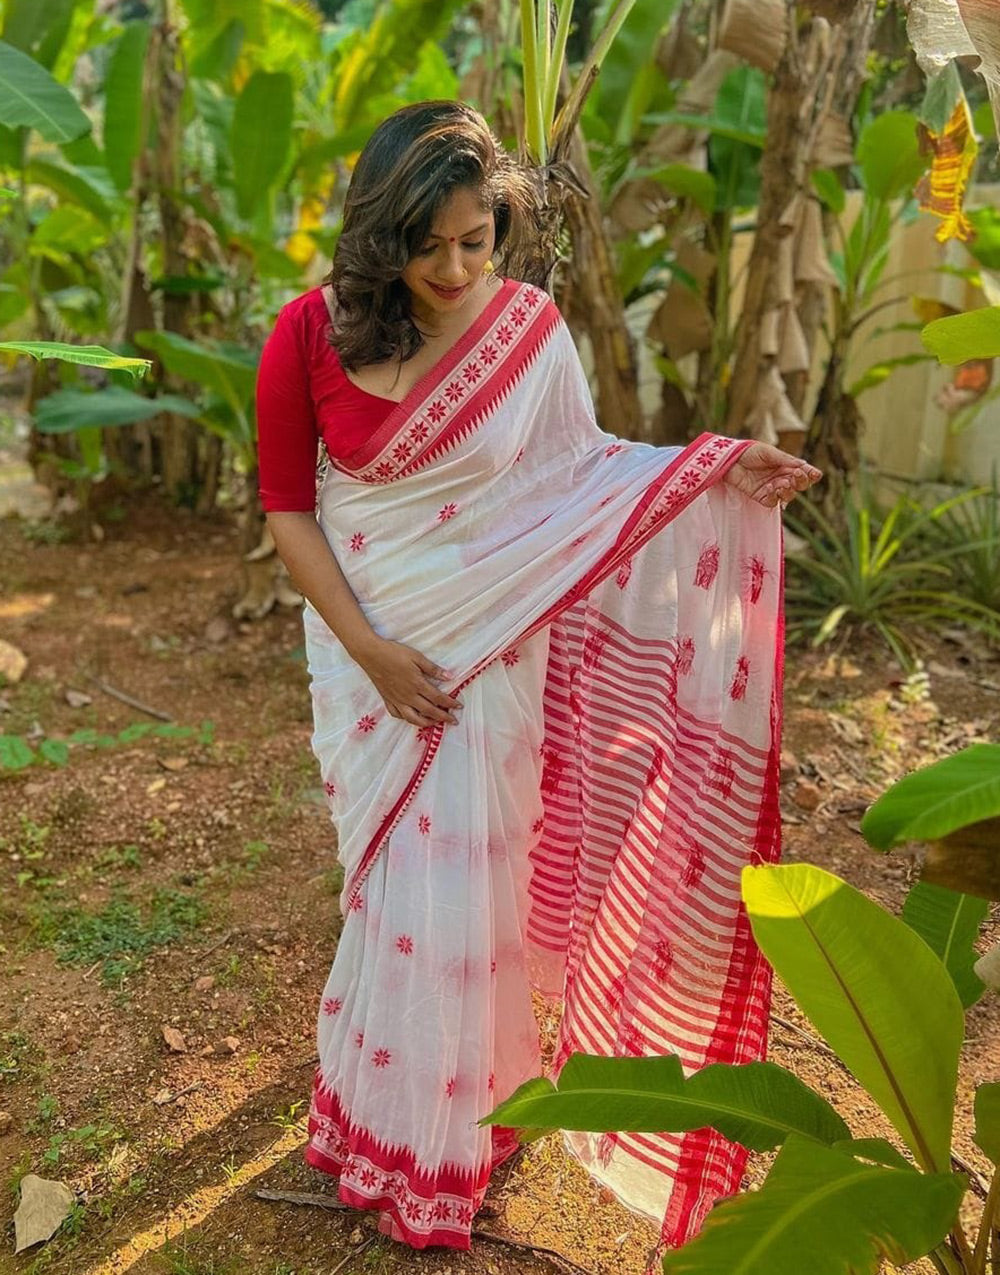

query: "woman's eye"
(463, 240), (485, 250)
(417, 240), (486, 257)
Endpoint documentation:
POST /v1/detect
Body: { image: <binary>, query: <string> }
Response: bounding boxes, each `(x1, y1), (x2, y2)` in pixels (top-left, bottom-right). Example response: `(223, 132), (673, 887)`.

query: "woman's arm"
(267, 512), (461, 727)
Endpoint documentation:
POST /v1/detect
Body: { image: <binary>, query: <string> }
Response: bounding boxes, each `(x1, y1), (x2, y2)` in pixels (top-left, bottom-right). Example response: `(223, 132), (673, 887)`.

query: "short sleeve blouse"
(255, 288), (395, 512)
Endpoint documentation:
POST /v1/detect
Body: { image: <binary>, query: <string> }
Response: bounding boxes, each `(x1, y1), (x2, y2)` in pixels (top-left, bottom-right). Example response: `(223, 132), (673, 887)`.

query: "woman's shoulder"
(270, 287), (345, 366)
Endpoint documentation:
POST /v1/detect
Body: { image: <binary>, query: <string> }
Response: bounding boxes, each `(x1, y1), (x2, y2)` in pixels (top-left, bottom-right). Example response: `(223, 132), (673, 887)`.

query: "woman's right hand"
(353, 636), (462, 727)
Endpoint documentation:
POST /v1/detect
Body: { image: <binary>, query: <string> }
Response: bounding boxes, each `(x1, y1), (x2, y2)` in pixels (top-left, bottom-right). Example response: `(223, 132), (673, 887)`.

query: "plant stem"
(973, 1168), (1000, 1275)
(520, 0), (545, 162)
(929, 1241), (966, 1275)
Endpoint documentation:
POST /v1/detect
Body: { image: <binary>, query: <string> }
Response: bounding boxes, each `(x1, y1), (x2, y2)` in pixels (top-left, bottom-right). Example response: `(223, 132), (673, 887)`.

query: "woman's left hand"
(722, 442), (822, 508)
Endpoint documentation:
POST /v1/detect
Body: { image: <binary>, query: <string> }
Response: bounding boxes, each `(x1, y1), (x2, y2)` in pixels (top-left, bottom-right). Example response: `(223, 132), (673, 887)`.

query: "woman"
(256, 100), (820, 1255)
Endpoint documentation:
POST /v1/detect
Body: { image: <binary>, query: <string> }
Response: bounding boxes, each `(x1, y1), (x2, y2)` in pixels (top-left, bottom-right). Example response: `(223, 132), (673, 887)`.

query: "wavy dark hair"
(326, 101), (533, 371)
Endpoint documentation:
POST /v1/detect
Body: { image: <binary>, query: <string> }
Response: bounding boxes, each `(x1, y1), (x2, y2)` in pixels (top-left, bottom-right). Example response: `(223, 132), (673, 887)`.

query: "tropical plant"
(482, 745), (1000, 1275)
(783, 481), (1000, 667)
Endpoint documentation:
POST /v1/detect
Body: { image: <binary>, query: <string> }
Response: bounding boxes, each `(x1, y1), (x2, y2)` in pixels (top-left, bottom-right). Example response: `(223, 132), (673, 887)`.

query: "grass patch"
(28, 887), (210, 986)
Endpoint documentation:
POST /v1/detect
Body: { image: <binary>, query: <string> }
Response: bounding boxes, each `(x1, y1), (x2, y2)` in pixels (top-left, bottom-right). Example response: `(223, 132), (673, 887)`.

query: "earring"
(483, 260), (495, 275)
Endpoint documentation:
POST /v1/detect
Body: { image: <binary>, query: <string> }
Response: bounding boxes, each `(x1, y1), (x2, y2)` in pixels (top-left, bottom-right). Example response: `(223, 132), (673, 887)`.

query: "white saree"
(302, 277), (783, 1255)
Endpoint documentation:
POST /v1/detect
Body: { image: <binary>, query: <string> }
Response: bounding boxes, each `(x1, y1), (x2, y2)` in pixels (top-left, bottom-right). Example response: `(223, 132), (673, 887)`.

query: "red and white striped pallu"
(302, 275), (783, 1255)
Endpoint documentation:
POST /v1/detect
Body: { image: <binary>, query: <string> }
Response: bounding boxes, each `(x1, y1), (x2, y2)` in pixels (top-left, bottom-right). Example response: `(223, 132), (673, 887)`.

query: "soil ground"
(1, 491), (998, 1275)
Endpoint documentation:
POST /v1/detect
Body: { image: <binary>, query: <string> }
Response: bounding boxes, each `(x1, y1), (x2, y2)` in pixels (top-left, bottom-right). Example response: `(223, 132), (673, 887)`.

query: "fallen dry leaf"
(158, 756), (188, 772)
(0, 639), (28, 684)
(152, 1089), (173, 1106)
(13, 1174), (75, 1253)
(146, 778), (167, 795)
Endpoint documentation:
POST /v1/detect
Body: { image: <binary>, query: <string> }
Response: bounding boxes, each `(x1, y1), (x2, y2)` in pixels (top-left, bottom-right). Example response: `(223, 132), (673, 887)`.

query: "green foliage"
(103, 22), (150, 193)
(231, 69), (294, 219)
(0, 341), (150, 376)
(901, 882), (987, 1008)
(861, 744), (1000, 850)
(856, 111), (928, 202)
(0, 719), (215, 771)
(785, 487), (1000, 667)
(33, 386), (203, 434)
(921, 306), (1000, 363)
(924, 475), (1000, 612)
(659, 1136), (963, 1275)
(0, 38), (90, 142)
(487, 1054), (850, 1149)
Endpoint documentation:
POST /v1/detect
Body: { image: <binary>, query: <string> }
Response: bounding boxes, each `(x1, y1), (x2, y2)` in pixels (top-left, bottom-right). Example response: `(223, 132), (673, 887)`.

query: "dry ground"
(1, 495), (998, 1275)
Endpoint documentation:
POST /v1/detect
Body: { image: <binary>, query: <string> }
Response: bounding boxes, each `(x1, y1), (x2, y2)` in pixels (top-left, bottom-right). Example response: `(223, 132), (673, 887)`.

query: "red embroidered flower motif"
(438, 503), (458, 521)
(360, 1167), (378, 1189)
(710, 436), (730, 451)
(582, 630), (607, 670)
(653, 937), (674, 982)
(682, 847), (706, 888)
(355, 1030), (365, 1048)
(417, 814), (431, 834)
(694, 542), (721, 589)
(597, 1133), (617, 1167)
(729, 655), (750, 701)
(374, 460), (394, 480)
(323, 780), (337, 798)
(500, 647), (519, 666)
(676, 636), (695, 676)
(431, 1199), (453, 1221)
(496, 322), (514, 346)
(479, 341), (499, 365)
(524, 287), (541, 308)
(711, 750), (736, 799)
(416, 724), (436, 743)
(462, 360), (483, 383)
(427, 399), (448, 422)
(745, 554), (766, 604)
(696, 449), (716, 468)
(445, 1076), (456, 1097)
(409, 420), (430, 443)
(531, 817), (544, 834)
(510, 303), (528, 327)
(487, 1071), (495, 1092)
(616, 558), (633, 590)
(321, 996), (343, 1015)
(372, 1047), (391, 1068)
(396, 934), (414, 955)
(456, 1204), (474, 1225)
(540, 748), (565, 795)
(349, 532), (365, 552)
(380, 1173), (395, 1192)
(391, 440), (411, 462)
(444, 379), (465, 402)
(605, 442), (625, 457)
(403, 1198), (424, 1222)
(513, 446), (524, 464)
(348, 893), (364, 912)
(357, 713), (377, 733)
(679, 467), (701, 490)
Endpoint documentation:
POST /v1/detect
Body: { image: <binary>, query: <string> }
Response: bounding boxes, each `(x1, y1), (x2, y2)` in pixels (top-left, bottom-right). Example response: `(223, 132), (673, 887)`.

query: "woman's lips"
(428, 282), (467, 299)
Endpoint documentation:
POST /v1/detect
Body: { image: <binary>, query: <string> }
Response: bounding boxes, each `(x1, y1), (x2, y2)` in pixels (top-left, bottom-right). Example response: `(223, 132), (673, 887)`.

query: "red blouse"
(256, 288), (395, 512)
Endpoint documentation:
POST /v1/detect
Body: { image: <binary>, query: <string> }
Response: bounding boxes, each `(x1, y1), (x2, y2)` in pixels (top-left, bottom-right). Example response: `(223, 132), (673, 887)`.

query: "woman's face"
(400, 185), (496, 325)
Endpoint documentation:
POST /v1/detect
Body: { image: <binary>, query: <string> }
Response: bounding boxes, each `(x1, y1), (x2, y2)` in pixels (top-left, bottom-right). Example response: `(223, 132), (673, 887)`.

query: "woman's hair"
(326, 101), (532, 371)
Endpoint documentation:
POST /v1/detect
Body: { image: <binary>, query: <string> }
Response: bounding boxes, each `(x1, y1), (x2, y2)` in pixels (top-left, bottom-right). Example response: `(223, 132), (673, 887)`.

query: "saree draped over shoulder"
(303, 277), (783, 1255)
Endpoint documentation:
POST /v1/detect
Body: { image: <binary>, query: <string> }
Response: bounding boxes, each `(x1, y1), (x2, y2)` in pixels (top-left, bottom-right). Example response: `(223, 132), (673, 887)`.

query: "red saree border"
(333, 279), (557, 484)
(306, 1070), (520, 1249)
(342, 432), (752, 910)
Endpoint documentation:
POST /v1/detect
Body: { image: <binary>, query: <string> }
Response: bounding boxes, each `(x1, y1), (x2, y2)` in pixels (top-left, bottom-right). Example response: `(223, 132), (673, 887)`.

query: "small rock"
(216, 1036), (240, 1054)
(13, 1174), (75, 1254)
(791, 781), (822, 812)
(149, 635), (171, 653)
(199, 1044), (215, 1057)
(194, 975), (216, 993)
(158, 756), (188, 772)
(349, 1227), (364, 1244)
(779, 750), (799, 784)
(161, 1026), (187, 1053)
(205, 617), (230, 644)
(0, 1110), (13, 1135)
(0, 640), (28, 684)
(146, 778), (167, 795)
(60, 1034), (82, 1055)
(64, 689), (92, 708)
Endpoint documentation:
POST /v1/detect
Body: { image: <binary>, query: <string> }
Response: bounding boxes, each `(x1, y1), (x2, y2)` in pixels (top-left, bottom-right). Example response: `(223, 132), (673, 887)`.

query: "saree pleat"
(302, 278), (782, 1256)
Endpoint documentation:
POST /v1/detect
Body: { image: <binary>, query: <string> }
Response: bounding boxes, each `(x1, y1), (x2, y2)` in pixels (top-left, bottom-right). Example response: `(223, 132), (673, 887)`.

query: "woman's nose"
(436, 246), (466, 282)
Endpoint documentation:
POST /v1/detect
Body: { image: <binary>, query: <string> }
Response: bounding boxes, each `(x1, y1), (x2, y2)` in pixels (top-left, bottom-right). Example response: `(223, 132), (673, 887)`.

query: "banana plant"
(482, 752), (1000, 1275)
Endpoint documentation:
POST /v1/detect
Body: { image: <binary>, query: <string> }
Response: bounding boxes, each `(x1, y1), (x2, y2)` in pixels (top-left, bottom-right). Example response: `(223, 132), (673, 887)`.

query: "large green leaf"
(0, 39), (90, 142)
(660, 1135), (965, 1275)
(901, 881), (988, 1008)
(0, 341), (149, 377)
(133, 330), (257, 413)
(2, 0), (78, 70)
(965, 207), (1000, 270)
(230, 69), (293, 219)
(25, 158), (115, 220)
(590, 0), (678, 144)
(30, 204), (109, 256)
(974, 1084), (1000, 1165)
(103, 22), (149, 193)
(856, 111), (928, 201)
(921, 308), (1000, 364)
(33, 386), (203, 434)
(861, 744), (1000, 847)
(481, 1054), (850, 1151)
(742, 864), (963, 1173)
